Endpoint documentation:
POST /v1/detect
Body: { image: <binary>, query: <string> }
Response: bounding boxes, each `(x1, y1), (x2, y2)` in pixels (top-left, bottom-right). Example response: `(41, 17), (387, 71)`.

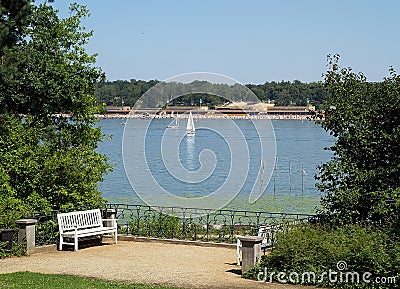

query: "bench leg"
(237, 238), (242, 265)
(114, 230), (118, 244)
(74, 235), (78, 251)
(59, 235), (63, 251)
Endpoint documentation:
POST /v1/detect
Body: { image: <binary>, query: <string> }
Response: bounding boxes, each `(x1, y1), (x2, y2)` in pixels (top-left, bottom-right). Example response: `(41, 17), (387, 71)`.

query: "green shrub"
(126, 213), (234, 242)
(128, 213), (184, 239)
(0, 240), (26, 259)
(244, 224), (400, 288)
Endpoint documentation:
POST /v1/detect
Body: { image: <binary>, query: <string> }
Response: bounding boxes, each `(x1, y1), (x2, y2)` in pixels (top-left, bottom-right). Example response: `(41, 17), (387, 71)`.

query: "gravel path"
(0, 240), (313, 289)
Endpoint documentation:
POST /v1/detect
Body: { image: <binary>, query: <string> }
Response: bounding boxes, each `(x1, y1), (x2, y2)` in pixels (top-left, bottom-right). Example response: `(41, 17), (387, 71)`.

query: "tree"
(0, 0), (31, 58)
(95, 79), (327, 107)
(316, 54), (400, 226)
(0, 1), (110, 226)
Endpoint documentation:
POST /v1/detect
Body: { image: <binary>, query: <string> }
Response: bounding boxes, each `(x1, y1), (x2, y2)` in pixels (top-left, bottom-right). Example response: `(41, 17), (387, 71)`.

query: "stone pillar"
(103, 208), (117, 227)
(238, 236), (263, 274)
(16, 219), (38, 254)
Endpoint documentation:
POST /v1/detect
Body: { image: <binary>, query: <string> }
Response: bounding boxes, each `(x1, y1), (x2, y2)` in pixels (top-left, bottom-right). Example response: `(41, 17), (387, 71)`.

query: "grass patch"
(0, 272), (182, 289)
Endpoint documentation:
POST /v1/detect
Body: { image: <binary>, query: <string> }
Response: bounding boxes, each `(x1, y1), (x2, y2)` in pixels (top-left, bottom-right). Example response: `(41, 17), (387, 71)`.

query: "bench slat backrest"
(258, 224), (281, 247)
(57, 209), (103, 233)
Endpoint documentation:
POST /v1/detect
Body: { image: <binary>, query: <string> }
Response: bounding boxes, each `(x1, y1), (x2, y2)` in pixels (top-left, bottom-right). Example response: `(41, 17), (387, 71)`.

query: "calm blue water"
(97, 118), (333, 214)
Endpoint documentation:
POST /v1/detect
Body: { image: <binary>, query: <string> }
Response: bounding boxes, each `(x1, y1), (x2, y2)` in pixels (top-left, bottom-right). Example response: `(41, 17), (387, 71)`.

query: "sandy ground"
(0, 240), (313, 289)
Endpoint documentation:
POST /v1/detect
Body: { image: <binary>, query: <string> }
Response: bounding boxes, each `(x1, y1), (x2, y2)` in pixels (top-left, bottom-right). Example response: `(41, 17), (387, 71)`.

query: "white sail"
(186, 112), (195, 134)
(167, 111), (179, 128)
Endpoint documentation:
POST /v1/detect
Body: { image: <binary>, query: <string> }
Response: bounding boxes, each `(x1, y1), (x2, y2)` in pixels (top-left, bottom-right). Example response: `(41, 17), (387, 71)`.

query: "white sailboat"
(186, 112), (195, 135)
(167, 112), (179, 128)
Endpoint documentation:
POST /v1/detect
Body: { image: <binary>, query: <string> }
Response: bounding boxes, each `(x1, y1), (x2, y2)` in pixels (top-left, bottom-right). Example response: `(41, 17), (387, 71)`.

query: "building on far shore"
(261, 104), (315, 118)
(103, 102), (317, 119)
(105, 106), (132, 114)
(214, 102), (316, 119)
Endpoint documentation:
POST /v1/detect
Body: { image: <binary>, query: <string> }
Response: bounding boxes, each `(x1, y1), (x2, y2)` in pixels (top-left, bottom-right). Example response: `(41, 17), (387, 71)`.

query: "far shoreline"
(96, 113), (320, 121)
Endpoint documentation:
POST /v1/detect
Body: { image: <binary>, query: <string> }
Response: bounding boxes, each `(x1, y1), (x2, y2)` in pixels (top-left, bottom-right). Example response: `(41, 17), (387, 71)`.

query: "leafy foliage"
(0, 240), (26, 259)
(0, 2), (110, 227)
(316, 55), (400, 226)
(0, 0), (31, 57)
(128, 214), (183, 239)
(244, 57), (400, 288)
(95, 79), (327, 107)
(247, 80), (326, 106)
(1, 2), (103, 118)
(245, 224), (400, 288)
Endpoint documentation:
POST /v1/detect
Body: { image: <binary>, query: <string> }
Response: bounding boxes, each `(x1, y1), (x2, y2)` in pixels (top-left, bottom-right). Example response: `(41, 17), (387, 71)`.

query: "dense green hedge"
(0, 240), (26, 259)
(244, 224), (400, 288)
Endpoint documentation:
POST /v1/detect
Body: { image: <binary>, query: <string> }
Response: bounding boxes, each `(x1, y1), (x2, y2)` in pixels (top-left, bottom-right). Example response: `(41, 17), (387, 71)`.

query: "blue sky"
(52, 0), (400, 84)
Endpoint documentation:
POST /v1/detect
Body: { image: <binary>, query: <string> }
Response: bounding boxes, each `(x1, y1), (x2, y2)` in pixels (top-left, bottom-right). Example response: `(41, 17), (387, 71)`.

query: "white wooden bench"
(236, 224), (278, 265)
(57, 209), (117, 251)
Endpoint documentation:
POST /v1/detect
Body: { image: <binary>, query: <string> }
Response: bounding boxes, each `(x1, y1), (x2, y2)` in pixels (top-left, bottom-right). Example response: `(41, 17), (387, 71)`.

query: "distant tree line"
(95, 79), (327, 108)
(247, 80), (326, 106)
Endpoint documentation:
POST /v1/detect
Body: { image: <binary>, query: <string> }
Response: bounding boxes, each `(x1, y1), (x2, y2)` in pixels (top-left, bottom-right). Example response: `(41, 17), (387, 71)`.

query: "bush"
(128, 213), (184, 239)
(0, 240), (26, 259)
(244, 224), (400, 288)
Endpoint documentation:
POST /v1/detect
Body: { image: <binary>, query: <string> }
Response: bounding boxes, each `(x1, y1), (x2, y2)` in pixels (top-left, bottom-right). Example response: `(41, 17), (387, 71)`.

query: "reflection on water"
(185, 134), (195, 171)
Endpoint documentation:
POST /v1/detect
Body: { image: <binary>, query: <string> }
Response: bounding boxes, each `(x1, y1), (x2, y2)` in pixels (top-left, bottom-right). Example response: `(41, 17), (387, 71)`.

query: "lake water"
(97, 118), (333, 214)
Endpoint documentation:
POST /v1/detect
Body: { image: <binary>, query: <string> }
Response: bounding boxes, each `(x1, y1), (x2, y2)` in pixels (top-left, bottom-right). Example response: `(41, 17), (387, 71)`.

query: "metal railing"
(27, 206), (93, 246)
(105, 204), (316, 244)
(28, 204), (316, 246)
